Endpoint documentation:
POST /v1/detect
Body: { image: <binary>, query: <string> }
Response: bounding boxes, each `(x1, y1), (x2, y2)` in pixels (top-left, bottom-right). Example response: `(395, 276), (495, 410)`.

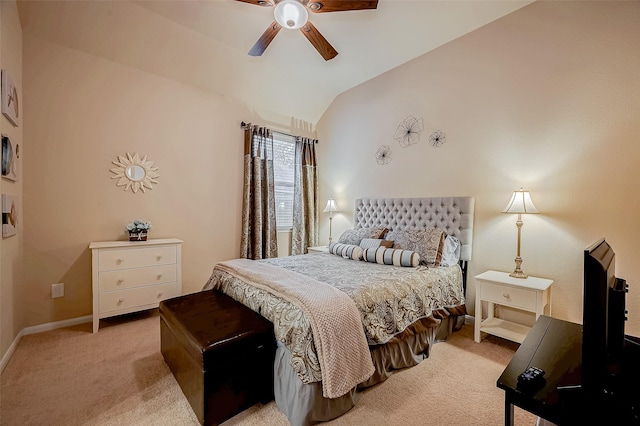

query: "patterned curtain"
(291, 137), (319, 255)
(240, 125), (278, 259)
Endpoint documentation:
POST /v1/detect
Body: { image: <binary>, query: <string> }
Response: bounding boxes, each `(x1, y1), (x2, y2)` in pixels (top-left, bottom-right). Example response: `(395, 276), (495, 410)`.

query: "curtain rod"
(240, 121), (317, 143)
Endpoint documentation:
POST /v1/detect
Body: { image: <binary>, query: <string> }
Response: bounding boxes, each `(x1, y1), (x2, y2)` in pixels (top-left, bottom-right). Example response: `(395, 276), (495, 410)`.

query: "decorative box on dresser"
(90, 238), (183, 333)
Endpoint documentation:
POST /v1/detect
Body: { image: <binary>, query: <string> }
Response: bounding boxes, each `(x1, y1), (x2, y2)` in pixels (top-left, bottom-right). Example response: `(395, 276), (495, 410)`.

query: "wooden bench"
(160, 289), (276, 425)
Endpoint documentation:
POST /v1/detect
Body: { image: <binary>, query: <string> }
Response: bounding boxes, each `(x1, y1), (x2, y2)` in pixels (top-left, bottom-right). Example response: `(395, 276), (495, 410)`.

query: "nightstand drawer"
(98, 246), (177, 271)
(99, 282), (180, 314)
(99, 264), (177, 292)
(307, 246), (329, 253)
(481, 282), (537, 311)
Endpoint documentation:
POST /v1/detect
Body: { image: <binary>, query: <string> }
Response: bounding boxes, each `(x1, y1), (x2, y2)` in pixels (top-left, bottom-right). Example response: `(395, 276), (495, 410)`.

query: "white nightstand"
(307, 245), (329, 253)
(474, 270), (553, 344)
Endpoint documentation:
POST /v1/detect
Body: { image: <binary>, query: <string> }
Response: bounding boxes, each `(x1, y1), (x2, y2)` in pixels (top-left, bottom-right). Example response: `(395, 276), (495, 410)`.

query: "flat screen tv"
(582, 238), (628, 397)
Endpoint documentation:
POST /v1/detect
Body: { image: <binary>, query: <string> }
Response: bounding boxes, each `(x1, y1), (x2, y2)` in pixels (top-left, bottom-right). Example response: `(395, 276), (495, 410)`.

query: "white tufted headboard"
(354, 197), (475, 262)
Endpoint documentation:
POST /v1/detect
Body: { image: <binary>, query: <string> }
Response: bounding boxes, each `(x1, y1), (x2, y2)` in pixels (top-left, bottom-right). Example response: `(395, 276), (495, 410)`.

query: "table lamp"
(502, 188), (539, 278)
(323, 199), (339, 244)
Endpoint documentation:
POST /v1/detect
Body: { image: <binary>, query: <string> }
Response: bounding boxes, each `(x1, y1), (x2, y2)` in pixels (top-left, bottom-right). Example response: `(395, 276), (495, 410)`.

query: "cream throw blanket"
(216, 259), (375, 399)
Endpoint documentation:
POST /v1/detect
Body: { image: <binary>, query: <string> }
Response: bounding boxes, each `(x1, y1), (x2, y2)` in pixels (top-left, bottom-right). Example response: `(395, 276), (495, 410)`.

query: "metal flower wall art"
(376, 145), (392, 165)
(429, 130), (446, 148)
(394, 116), (424, 148)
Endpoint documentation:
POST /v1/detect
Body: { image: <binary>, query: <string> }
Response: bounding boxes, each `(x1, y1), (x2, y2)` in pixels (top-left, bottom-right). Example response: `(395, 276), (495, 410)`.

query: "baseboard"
(0, 328), (25, 374)
(22, 315), (92, 335)
(0, 315), (92, 374)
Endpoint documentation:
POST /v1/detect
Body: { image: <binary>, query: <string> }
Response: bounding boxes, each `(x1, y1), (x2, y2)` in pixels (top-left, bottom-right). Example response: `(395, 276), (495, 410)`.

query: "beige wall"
(16, 14), (311, 337)
(0, 0), (314, 363)
(0, 0), (24, 361)
(317, 1), (640, 336)
(3, 0), (639, 366)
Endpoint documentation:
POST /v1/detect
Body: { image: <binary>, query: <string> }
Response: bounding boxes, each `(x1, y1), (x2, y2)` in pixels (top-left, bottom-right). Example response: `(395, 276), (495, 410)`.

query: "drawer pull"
(117, 259), (124, 264)
(157, 292), (163, 299)
(117, 298), (125, 305)
(157, 274), (163, 280)
(502, 293), (510, 299)
(156, 255), (163, 261)
(117, 279), (124, 285)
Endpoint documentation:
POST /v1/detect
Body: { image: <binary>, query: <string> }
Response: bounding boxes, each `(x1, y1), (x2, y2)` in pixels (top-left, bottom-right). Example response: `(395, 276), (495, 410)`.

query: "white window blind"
(272, 133), (296, 230)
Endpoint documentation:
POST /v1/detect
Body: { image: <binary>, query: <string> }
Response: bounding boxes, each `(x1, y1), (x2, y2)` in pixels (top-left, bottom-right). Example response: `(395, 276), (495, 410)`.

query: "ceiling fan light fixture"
(274, 0), (308, 30)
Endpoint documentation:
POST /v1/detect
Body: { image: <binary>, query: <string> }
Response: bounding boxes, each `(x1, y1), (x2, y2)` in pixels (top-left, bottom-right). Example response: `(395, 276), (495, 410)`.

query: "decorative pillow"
(385, 228), (446, 267)
(440, 235), (461, 267)
(359, 238), (394, 250)
(337, 227), (387, 246)
(328, 242), (364, 261)
(363, 247), (420, 267)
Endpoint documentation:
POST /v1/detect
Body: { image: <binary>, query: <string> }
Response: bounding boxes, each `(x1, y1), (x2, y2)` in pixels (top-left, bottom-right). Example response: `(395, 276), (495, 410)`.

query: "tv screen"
(582, 238), (627, 396)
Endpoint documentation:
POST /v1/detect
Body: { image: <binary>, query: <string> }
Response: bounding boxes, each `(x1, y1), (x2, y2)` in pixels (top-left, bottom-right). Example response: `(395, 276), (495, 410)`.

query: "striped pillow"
(363, 247), (420, 267)
(328, 242), (364, 260)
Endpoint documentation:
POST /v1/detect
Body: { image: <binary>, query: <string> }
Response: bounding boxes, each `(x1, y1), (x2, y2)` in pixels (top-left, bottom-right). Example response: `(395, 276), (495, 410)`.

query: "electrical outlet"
(51, 283), (64, 298)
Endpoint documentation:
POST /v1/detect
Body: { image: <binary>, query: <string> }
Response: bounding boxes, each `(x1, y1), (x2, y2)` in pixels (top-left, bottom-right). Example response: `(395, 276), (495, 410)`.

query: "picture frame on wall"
(2, 194), (18, 238)
(1, 69), (19, 127)
(2, 134), (18, 182)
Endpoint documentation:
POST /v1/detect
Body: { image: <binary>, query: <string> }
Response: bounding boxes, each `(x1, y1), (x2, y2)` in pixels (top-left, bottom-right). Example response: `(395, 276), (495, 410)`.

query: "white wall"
(317, 1), (640, 336)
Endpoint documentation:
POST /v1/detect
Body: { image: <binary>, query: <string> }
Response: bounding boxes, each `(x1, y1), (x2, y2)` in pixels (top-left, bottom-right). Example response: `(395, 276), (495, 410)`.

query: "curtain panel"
(240, 125), (278, 259)
(292, 137), (319, 255)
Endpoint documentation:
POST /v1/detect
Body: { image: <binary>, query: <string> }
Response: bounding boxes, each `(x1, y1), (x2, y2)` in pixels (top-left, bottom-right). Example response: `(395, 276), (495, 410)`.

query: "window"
(272, 133), (296, 230)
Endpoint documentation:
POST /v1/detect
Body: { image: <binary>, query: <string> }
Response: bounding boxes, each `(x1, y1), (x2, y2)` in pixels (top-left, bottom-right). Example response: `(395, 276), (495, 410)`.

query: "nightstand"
(474, 270), (553, 344)
(307, 245), (329, 253)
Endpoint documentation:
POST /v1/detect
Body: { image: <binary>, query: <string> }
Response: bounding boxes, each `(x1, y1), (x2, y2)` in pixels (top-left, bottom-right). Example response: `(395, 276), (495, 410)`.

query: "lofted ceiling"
(17, 0), (534, 124)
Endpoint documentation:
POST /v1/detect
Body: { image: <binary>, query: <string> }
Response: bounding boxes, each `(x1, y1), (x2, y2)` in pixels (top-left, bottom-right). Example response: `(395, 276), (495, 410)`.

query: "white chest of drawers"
(90, 238), (183, 333)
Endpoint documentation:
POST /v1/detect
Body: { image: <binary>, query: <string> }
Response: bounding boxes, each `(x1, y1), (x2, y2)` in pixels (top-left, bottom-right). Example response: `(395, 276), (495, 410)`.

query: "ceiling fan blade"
(235, 0), (275, 7)
(305, 0), (378, 13)
(300, 22), (338, 61)
(248, 21), (282, 56)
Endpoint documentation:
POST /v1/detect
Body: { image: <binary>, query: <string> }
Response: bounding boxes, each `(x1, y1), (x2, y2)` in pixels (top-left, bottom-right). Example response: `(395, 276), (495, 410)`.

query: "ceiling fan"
(237, 0), (379, 61)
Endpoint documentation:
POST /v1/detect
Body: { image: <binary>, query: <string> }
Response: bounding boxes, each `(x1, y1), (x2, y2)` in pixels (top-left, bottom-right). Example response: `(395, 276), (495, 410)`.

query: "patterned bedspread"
(203, 252), (465, 385)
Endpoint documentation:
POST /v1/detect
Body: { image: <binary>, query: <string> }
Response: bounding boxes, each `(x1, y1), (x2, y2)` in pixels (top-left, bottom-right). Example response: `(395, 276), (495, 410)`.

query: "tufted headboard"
(354, 197), (475, 262)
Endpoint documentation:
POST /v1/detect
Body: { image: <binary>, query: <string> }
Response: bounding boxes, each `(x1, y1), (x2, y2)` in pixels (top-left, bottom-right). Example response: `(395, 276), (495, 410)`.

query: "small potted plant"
(126, 219), (152, 241)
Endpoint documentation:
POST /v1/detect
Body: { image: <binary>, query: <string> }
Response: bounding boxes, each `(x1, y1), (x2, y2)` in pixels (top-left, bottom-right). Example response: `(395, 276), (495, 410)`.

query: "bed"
(203, 196), (475, 425)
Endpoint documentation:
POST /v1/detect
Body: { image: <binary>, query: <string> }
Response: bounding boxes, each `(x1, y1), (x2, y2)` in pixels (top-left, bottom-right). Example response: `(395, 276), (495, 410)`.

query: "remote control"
(517, 366), (545, 384)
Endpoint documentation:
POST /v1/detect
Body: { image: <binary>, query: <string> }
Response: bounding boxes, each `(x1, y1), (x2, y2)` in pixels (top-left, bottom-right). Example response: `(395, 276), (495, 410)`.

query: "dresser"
(90, 238), (183, 333)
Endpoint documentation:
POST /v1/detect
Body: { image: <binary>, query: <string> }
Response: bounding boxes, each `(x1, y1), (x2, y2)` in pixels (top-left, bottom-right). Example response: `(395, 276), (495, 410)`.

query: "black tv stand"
(497, 316), (640, 425)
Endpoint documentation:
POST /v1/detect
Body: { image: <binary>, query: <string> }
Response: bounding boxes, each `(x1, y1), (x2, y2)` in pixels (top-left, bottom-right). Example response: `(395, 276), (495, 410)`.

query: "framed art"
(1, 69), (19, 127)
(2, 194), (18, 238)
(2, 134), (18, 182)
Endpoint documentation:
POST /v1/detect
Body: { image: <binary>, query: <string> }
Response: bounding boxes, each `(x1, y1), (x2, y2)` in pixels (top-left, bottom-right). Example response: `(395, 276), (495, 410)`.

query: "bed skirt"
(273, 314), (464, 426)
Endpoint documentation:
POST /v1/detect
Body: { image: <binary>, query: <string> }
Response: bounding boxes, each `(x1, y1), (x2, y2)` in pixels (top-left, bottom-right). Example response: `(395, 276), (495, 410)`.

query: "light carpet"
(0, 310), (536, 425)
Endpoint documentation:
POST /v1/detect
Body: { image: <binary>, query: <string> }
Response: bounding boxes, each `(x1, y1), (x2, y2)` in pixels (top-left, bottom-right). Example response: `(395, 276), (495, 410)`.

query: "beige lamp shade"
(502, 188), (539, 214)
(323, 199), (339, 213)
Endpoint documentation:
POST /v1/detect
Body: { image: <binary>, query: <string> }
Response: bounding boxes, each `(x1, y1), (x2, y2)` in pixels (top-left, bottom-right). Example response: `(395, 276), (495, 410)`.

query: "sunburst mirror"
(110, 152), (159, 193)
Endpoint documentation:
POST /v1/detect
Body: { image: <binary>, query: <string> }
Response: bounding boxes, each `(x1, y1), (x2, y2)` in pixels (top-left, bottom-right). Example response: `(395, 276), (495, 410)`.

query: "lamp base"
(509, 270), (528, 279)
(509, 257), (528, 279)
